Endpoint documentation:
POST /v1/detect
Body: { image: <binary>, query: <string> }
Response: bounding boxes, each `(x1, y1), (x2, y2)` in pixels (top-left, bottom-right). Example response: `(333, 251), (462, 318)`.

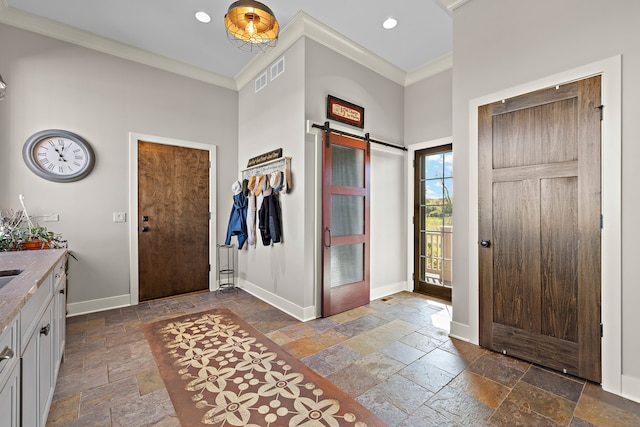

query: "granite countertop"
(0, 249), (67, 333)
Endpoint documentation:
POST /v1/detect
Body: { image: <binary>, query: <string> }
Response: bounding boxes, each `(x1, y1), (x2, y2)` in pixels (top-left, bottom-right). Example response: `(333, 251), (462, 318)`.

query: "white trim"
(128, 132), (217, 306)
(370, 281), (410, 301)
(466, 56), (622, 393)
(238, 279), (316, 322)
(405, 53), (453, 87)
(443, 0), (472, 11)
(0, 5), (235, 90)
(622, 375), (640, 403)
(407, 137), (454, 294)
(66, 294), (130, 317)
(449, 321), (470, 341)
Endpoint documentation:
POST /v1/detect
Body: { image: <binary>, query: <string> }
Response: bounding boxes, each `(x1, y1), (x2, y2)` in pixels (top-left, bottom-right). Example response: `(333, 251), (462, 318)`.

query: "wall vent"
(255, 71), (268, 93)
(270, 56), (285, 81)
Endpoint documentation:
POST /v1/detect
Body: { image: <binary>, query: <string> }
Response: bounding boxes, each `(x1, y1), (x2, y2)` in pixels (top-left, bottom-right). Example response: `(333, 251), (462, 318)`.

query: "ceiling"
(1, 0), (455, 87)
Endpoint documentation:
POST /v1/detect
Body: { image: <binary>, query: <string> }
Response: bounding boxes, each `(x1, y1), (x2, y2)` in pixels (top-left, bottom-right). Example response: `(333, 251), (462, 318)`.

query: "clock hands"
(52, 142), (68, 162)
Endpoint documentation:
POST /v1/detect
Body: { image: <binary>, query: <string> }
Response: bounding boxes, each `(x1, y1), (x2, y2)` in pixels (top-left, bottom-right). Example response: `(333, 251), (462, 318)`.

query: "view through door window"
(414, 145), (453, 300)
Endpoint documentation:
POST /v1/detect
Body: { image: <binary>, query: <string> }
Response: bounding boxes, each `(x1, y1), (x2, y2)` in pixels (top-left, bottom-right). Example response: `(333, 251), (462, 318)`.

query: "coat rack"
(241, 156), (292, 192)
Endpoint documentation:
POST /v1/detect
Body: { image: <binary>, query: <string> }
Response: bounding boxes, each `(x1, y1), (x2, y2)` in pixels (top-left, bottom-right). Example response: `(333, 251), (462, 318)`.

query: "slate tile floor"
(46, 290), (640, 426)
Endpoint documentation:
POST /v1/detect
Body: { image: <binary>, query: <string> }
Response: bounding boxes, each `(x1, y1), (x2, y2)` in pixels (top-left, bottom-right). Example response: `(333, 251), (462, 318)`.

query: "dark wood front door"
(321, 131), (370, 317)
(478, 76), (602, 382)
(138, 140), (210, 301)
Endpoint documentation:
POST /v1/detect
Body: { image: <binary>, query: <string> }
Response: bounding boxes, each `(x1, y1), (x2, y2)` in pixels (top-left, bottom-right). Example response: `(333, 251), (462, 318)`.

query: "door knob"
(480, 240), (491, 248)
(141, 226), (149, 232)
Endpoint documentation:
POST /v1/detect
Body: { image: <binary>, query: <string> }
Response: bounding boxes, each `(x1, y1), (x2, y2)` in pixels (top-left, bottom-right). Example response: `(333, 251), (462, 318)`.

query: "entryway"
(414, 144), (453, 301)
(128, 133), (217, 304)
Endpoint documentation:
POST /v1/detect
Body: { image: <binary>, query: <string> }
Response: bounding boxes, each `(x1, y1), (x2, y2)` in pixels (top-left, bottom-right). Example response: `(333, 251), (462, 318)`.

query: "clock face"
(23, 130), (95, 182)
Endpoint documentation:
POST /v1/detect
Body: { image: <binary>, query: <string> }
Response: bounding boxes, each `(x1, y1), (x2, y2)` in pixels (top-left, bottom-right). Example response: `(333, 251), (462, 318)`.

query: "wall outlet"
(113, 212), (126, 223)
(43, 214), (59, 222)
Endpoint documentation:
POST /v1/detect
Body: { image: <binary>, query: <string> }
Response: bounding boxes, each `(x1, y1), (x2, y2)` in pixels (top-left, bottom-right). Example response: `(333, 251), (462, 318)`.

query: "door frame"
(407, 137), (453, 296)
(128, 132), (217, 305)
(465, 56), (621, 394)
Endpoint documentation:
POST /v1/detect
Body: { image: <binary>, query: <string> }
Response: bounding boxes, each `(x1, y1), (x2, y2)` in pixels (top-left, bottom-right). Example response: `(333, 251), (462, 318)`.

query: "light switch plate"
(113, 212), (126, 223)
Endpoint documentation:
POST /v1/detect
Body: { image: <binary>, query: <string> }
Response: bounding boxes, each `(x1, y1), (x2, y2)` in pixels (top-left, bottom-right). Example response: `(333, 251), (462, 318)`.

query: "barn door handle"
(324, 227), (331, 248)
(480, 240), (491, 248)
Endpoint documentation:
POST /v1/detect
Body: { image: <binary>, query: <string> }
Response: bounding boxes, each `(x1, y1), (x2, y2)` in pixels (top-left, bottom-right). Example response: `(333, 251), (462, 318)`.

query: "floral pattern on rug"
(147, 309), (383, 426)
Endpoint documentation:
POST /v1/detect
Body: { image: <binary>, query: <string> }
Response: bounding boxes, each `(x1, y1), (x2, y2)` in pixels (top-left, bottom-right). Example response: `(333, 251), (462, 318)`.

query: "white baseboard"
(449, 321), (470, 342)
(370, 281), (410, 301)
(238, 279), (316, 322)
(67, 294), (131, 317)
(621, 374), (640, 404)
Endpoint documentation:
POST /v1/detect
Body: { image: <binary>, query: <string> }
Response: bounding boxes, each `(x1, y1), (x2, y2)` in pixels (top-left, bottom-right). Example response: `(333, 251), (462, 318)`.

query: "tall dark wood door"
(322, 131), (370, 317)
(138, 140), (210, 301)
(478, 76), (602, 382)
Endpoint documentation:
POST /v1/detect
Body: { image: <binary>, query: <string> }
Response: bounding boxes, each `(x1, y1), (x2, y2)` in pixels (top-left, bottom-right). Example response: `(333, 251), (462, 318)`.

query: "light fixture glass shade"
(224, 0), (279, 52)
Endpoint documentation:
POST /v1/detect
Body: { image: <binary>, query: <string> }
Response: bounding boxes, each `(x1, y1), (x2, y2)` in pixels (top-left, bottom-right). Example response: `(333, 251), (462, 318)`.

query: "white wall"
(405, 69), (453, 145)
(0, 24), (239, 309)
(451, 0), (640, 399)
(236, 38), (309, 314)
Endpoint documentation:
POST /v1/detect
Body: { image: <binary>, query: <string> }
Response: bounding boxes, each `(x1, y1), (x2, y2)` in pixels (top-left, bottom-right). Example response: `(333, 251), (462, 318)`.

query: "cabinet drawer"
(20, 275), (52, 346)
(0, 317), (18, 382)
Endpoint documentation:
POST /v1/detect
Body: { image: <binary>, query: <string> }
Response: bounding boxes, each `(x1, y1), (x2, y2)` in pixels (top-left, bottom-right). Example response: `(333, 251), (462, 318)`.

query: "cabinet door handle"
(0, 346), (14, 362)
(40, 324), (51, 336)
(59, 289), (65, 294)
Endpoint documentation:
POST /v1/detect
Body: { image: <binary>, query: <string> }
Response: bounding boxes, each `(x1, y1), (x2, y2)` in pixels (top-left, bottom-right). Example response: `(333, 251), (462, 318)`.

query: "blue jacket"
(225, 192), (248, 249)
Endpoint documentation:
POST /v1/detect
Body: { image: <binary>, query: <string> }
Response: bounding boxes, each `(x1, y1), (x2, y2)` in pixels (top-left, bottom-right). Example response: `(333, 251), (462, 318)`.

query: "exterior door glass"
(415, 145), (453, 299)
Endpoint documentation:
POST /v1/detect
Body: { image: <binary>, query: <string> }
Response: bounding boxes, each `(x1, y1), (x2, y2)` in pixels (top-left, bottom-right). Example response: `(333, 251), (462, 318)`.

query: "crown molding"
(442, 0), (472, 10)
(0, 4), (237, 90)
(405, 52), (453, 86)
(234, 11), (407, 90)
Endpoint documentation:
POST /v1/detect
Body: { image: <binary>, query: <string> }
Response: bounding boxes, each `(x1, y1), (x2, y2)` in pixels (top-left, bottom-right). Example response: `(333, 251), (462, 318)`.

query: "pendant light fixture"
(224, 0), (279, 52)
(0, 73), (6, 100)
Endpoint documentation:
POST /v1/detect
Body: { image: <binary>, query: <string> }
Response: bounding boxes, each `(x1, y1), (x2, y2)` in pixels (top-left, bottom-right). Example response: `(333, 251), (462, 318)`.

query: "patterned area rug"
(143, 308), (389, 426)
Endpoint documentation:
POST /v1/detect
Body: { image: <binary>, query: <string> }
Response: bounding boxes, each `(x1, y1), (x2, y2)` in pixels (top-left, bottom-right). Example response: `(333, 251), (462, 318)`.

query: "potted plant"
(0, 210), (65, 251)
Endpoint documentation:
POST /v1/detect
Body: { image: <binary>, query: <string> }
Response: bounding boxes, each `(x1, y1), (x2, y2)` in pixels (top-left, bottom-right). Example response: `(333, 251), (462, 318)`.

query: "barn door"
(478, 76), (602, 382)
(321, 130), (370, 317)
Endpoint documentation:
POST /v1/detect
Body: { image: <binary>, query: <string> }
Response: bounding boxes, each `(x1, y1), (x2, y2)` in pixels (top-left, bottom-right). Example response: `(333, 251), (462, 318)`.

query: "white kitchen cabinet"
(22, 297), (55, 427)
(0, 250), (67, 427)
(0, 318), (20, 427)
(53, 257), (66, 379)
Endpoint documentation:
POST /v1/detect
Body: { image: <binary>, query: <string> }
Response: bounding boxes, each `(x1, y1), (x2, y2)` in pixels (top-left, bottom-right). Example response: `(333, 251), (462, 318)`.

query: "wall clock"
(23, 129), (95, 182)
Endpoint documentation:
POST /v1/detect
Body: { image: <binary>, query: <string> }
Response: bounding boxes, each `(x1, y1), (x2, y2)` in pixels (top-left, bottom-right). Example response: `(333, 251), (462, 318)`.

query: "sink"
(0, 269), (23, 289)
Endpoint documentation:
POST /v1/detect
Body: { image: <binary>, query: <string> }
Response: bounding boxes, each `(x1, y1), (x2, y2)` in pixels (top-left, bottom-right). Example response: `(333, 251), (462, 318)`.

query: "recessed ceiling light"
(382, 17), (397, 30)
(195, 11), (211, 23)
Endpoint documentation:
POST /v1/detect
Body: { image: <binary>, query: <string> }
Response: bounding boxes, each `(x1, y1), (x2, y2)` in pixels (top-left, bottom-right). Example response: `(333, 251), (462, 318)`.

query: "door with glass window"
(321, 131), (370, 317)
(414, 145), (453, 300)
